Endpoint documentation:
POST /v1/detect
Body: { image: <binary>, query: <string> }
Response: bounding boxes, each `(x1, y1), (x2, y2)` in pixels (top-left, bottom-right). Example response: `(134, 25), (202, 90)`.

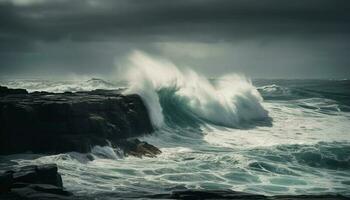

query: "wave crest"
(123, 51), (269, 128)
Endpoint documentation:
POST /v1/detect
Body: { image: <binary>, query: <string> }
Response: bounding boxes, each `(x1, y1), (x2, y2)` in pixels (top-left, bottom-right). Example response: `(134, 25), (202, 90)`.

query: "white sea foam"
(2, 52), (350, 197)
(91, 145), (122, 160)
(2, 77), (350, 197)
(0, 78), (121, 93)
(123, 51), (269, 128)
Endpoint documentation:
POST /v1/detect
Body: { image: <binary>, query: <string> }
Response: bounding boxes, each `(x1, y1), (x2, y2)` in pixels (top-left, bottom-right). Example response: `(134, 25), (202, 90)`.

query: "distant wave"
(258, 80), (350, 102)
(257, 84), (314, 100)
(248, 141), (350, 171)
(123, 51), (269, 128)
(258, 83), (350, 112)
(0, 78), (122, 93)
(257, 84), (291, 99)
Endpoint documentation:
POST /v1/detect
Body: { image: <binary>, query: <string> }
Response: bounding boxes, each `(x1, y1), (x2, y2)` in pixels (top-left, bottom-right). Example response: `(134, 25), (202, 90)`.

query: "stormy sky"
(0, 0), (350, 79)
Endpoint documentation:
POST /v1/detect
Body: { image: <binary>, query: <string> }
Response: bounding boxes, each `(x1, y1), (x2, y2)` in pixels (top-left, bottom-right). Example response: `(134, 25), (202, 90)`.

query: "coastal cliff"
(0, 86), (155, 155)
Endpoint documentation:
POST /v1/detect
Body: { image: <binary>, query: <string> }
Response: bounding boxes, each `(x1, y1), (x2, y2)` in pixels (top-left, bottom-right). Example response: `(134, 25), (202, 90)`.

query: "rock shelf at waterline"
(0, 86), (160, 157)
(0, 164), (348, 200)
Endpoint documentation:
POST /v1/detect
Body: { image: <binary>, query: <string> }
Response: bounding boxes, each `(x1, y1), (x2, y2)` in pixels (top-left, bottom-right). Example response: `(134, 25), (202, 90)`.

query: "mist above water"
(123, 51), (269, 128)
(1, 51), (350, 197)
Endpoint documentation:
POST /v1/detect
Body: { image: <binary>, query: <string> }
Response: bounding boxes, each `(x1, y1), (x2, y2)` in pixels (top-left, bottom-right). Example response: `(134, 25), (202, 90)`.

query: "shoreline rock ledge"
(0, 164), (74, 200)
(1, 164), (348, 200)
(0, 86), (158, 156)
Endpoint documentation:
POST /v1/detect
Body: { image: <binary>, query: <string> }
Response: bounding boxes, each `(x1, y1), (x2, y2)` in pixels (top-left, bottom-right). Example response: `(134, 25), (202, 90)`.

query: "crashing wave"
(123, 51), (269, 128)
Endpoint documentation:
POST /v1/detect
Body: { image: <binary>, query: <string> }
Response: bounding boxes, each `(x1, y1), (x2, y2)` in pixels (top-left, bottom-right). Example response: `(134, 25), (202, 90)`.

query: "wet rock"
(11, 164), (62, 187)
(86, 154), (95, 161)
(36, 164), (63, 188)
(0, 164), (74, 200)
(0, 87), (154, 155)
(118, 139), (162, 158)
(25, 184), (71, 196)
(0, 172), (12, 193)
(3, 186), (73, 200)
(0, 86), (28, 97)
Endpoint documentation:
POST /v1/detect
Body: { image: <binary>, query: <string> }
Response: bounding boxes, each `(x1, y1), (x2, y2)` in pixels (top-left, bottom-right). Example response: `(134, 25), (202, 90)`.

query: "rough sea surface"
(1, 77), (349, 199)
(0, 53), (349, 198)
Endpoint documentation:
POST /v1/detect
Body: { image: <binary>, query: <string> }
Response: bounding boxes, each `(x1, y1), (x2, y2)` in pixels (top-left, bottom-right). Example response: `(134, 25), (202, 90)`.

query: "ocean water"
(1, 54), (349, 198)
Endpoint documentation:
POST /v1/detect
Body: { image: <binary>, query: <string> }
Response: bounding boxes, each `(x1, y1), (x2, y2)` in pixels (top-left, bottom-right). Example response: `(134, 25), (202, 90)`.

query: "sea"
(0, 53), (349, 198)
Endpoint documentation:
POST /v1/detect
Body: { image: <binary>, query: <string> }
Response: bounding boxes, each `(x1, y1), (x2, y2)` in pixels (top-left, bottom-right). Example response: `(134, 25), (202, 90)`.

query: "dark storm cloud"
(0, 0), (350, 78)
(1, 0), (350, 43)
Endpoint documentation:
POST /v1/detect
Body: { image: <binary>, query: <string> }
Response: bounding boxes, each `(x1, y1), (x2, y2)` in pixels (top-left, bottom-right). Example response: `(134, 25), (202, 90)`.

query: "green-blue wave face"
(1, 79), (349, 197)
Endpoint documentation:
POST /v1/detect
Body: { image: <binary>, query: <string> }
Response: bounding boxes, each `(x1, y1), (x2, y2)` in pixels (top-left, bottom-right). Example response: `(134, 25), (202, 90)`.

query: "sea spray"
(2, 78), (350, 196)
(123, 51), (269, 128)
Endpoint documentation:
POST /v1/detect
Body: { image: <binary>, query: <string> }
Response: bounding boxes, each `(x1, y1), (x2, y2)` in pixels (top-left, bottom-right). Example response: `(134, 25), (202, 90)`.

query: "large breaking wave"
(1, 52), (350, 197)
(123, 51), (269, 128)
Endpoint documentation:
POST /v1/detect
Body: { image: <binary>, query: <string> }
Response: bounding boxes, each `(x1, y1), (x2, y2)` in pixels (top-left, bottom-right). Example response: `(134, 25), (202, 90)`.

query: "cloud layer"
(1, 0), (350, 78)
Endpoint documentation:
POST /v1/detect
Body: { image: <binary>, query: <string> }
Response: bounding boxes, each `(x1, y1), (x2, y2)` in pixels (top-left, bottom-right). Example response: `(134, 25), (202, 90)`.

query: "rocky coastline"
(0, 85), (349, 199)
(0, 164), (74, 200)
(1, 164), (348, 200)
(0, 85), (160, 157)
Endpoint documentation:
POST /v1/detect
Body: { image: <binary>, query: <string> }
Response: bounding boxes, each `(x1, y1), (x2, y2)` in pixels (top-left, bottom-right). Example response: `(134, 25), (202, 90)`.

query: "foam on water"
(91, 145), (123, 160)
(0, 78), (121, 93)
(1, 52), (350, 197)
(123, 51), (269, 128)
(204, 101), (350, 149)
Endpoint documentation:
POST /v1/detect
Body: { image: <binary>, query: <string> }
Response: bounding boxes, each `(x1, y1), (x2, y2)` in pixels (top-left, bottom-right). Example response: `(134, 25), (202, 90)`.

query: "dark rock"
(12, 182), (31, 188)
(118, 139), (162, 158)
(86, 154), (94, 161)
(10, 164), (62, 188)
(36, 164), (63, 188)
(0, 86), (28, 97)
(27, 184), (71, 196)
(0, 172), (13, 193)
(2, 165), (349, 200)
(0, 87), (154, 155)
(0, 164), (74, 200)
(12, 168), (37, 184)
(5, 186), (73, 200)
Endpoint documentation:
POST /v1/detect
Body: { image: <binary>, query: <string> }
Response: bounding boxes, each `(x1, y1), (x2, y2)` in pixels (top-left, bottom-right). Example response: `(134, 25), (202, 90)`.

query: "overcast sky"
(0, 0), (350, 79)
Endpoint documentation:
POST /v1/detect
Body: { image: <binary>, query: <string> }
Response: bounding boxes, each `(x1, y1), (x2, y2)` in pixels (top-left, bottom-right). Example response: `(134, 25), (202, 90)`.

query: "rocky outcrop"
(1, 165), (348, 200)
(0, 86), (28, 97)
(0, 86), (154, 155)
(118, 139), (162, 158)
(0, 164), (74, 200)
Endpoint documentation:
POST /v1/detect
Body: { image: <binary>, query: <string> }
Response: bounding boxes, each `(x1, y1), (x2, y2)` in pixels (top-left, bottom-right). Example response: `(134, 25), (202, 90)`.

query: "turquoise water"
(1, 78), (350, 198)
